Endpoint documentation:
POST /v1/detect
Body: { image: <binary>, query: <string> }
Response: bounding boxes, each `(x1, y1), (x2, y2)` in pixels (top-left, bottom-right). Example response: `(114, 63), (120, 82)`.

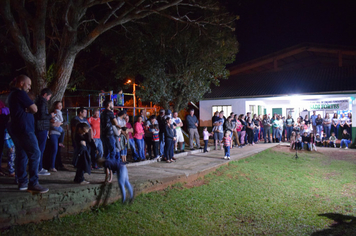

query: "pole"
(133, 82), (136, 118)
(88, 94), (91, 107)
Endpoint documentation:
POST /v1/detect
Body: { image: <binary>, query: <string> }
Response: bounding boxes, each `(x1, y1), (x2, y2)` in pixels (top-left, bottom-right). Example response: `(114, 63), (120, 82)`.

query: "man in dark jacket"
(8, 75), (49, 193)
(34, 88), (54, 175)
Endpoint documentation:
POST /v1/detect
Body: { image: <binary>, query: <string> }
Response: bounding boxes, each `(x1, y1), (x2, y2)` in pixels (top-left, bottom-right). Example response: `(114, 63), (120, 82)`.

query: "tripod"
(293, 145), (299, 159)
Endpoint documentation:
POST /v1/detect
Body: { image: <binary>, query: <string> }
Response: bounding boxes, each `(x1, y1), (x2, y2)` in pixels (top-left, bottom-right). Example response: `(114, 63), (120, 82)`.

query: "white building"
(200, 44), (356, 143)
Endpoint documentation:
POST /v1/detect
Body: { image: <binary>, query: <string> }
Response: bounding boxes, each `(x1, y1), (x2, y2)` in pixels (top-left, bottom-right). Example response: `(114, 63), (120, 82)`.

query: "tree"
(0, 0), (230, 104)
(108, 12), (238, 111)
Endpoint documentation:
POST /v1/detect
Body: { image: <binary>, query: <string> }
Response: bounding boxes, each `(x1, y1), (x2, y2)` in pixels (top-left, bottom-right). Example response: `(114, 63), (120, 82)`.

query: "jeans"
(48, 134), (60, 169)
(35, 130), (48, 171)
(224, 146), (230, 157)
(340, 139), (351, 148)
(188, 128), (200, 148)
(253, 129), (259, 143)
(102, 135), (116, 160)
(263, 126), (271, 142)
(272, 127), (279, 141)
(278, 129), (283, 142)
(11, 131), (40, 186)
(153, 141), (159, 157)
(128, 138), (139, 160)
(247, 129), (254, 144)
(323, 125), (331, 139)
(52, 126), (65, 143)
(94, 138), (103, 158)
(159, 133), (165, 156)
(165, 139), (174, 160)
(146, 138), (153, 158)
(135, 138), (145, 160)
(117, 163), (133, 203)
(316, 125), (323, 137)
(204, 140), (208, 151)
(240, 131), (246, 145)
(286, 126), (293, 141)
(301, 142), (311, 150)
(332, 124), (339, 139)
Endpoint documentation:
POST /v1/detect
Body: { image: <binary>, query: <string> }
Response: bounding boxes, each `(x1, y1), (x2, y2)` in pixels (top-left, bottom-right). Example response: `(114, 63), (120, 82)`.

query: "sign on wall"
(309, 100), (349, 110)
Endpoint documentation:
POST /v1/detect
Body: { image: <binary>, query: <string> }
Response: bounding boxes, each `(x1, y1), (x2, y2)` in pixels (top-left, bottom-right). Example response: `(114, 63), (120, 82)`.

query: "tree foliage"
(0, 0), (233, 105)
(108, 12), (238, 111)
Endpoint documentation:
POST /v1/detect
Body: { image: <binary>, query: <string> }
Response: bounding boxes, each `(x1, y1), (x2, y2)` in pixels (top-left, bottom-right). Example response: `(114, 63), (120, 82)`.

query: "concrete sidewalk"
(0, 143), (278, 229)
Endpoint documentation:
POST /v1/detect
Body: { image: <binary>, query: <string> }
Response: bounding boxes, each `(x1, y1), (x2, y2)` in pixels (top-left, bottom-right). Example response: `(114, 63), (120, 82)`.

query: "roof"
(204, 66), (356, 99)
(229, 43), (356, 76)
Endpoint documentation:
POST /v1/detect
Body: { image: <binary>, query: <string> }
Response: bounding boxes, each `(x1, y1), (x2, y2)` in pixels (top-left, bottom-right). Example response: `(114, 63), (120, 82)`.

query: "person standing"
(0, 101), (10, 176)
(100, 100), (120, 161)
(285, 115), (294, 141)
(310, 111), (318, 137)
(88, 109), (103, 166)
(315, 114), (323, 137)
(323, 113), (332, 138)
(157, 110), (166, 157)
(262, 114), (271, 143)
(172, 111), (184, 152)
(186, 109), (200, 150)
(8, 75), (49, 193)
(332, 113), (340, 139)
(34, 88), (54, 175)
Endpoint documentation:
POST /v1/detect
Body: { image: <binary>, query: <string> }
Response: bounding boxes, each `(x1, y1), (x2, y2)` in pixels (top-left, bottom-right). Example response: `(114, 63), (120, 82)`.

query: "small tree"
(110, 13), (238, 111)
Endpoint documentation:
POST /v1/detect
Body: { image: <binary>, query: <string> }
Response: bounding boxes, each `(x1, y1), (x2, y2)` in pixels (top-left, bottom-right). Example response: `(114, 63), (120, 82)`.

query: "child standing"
(119, 127), (128, 163)
(223, 130), (232, 160)
(52, 101), (65, 147)
(203, 127), (213, 153)
(290, 131), (296, 150)
(309, 133), (317, 151)
(328, 132), (337, 148)
(150, 124), (160, 160)
(103, 160), (134, 203)
(0, 129), (15, 177)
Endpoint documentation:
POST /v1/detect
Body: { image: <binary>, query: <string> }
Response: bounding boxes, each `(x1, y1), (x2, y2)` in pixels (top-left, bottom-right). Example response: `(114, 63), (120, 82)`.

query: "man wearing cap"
(157, 109), (166, 157)
(186, 109), (201, 150)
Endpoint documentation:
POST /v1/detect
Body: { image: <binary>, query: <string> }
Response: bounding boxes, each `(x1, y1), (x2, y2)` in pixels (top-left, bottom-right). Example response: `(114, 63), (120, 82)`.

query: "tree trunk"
(26, 61), (47, 97)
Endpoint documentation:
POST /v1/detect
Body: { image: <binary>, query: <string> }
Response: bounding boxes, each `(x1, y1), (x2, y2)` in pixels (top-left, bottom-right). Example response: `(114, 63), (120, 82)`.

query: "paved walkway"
(0, 143), (278, 228)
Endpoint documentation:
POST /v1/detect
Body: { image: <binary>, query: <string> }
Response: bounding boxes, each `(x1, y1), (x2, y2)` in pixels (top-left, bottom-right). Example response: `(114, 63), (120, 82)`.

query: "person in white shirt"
(172, 111), (184, 152)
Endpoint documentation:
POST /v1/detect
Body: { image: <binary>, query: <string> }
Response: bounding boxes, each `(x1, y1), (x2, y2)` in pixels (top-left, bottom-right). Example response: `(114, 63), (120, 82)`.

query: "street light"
(126, 78), (136, 117)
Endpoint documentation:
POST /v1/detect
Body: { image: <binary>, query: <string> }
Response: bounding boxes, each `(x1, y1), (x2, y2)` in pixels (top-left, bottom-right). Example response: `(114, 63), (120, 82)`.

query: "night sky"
(223, 0), (356, 65)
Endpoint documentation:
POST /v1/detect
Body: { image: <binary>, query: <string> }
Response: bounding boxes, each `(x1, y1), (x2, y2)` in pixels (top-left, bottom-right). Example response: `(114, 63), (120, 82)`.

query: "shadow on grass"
(94, 183), (114, 208)
(311, 213), (356, 236)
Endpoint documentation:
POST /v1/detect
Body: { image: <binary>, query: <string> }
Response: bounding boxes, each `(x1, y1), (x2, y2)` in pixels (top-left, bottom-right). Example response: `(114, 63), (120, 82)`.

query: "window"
(212, 105), (232, 117)
(249, 105), (256, 116)
(258, 105), (263, 115)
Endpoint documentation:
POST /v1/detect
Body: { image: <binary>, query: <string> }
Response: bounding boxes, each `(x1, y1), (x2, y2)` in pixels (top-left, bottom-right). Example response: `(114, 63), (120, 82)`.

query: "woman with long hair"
(323, 113), (332, 138)
(332, 113), (340, 139)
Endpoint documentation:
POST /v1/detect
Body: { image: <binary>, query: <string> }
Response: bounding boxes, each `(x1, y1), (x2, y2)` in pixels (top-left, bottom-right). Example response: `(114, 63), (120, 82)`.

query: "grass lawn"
(3, 147), (356, 235)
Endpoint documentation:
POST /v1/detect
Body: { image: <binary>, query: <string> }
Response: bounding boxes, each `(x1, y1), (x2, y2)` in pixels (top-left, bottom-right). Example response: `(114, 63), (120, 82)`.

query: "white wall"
(200, 94), (356, 127)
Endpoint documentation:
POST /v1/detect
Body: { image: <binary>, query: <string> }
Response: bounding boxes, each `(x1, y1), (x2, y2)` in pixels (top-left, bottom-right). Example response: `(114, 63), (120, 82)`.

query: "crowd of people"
(209, 110), (352, 156)
(0, 75), (354, 196)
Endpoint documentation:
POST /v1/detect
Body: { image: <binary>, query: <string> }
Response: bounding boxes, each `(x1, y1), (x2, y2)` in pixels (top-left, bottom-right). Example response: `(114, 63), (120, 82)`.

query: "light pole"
(127, 78), (137, 117)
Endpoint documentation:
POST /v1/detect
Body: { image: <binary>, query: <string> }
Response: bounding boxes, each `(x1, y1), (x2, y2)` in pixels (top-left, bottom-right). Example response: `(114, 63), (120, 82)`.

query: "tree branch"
(0, 0), (37, 65)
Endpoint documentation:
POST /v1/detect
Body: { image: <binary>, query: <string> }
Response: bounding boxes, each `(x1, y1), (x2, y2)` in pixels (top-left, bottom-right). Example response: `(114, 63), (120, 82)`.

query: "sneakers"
(49, 168), (57, 172)
(345, 147), (348, 149)
(18, 182), (28, 191)
(80, 180), (90, 185)
(227, 156), (230, 160)
(223, 156), (227, 159)
(340, 146), (342, 149)
(38, 169), (51, 176)
(27, 184), (49, 194)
